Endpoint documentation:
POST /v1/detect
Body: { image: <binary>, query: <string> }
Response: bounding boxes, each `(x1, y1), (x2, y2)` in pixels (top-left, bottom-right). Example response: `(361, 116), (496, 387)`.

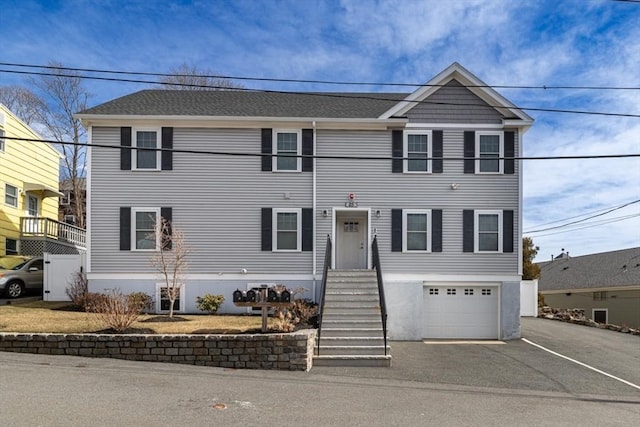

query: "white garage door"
(423, 285), (499, 339)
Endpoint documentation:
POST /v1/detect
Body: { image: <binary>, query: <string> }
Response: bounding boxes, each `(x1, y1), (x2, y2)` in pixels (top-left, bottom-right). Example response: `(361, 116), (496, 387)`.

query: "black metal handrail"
(372, 236), (388, 356)
(316, 234), (332, 355)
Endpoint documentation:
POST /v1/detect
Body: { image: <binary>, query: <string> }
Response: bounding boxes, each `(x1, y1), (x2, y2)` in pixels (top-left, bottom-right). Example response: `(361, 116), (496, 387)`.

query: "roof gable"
(378, 62), (534, 126)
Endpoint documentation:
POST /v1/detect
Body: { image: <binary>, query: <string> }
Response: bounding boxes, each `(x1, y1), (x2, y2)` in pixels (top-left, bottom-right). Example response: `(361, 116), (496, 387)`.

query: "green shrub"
(196, 293), (225, 314)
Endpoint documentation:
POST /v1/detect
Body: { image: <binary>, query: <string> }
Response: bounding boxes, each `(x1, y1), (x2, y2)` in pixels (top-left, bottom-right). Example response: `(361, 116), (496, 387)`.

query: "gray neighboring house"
(538, 247), (640, 328)
(76, 63), (533, 341)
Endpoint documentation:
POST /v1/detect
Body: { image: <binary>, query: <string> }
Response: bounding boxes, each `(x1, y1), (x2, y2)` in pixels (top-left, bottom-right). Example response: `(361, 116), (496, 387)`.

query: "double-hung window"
(404, 131), (432, 173)
(132, 207), (160, 250)
(476, 132), (503, 173)
(475, 210), (502, 252)
(273, 130), (301, 172)
(273, 208), (301, 251)
(0, 128), (5, 152)
(403, 209), (431, 252)
(4, 184), (18, 207)
(133, 128), (160, 170)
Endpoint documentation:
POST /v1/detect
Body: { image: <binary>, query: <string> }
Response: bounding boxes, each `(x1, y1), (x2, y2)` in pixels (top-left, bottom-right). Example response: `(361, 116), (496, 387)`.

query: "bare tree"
(159, 63), (244, 90)
(29, 62), (90, 228)
(149, 217), (190, 318)
(0, 85), (46, 125)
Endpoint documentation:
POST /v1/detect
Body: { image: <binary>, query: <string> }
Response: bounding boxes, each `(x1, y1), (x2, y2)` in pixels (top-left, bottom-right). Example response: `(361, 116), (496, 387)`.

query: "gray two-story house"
(77, 63), (533, 346)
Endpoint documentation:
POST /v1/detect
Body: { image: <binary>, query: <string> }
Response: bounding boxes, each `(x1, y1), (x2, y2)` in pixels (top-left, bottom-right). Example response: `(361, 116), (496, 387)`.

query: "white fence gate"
(43, 253), (86, 302)
(520, 280), (539, 317)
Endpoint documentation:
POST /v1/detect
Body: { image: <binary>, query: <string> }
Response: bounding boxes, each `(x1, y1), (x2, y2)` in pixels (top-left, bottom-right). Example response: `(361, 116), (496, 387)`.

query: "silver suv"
(0, 256), (44, 298)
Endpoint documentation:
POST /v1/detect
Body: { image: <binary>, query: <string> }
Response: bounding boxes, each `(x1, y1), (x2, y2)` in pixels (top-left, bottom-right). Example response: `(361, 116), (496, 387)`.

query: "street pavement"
(0, 318), (638, 426)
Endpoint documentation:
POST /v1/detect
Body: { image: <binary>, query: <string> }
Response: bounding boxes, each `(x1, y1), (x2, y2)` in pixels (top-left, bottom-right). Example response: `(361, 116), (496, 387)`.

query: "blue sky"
(1, 0), (638, 261)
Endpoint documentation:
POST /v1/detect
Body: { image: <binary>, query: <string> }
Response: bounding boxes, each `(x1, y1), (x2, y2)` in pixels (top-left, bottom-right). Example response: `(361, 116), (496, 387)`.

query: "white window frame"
(60, 191), (71, 206)
(474, 210), (503, 253)
(272, 208), (301, 252)
(155, 282), (185, 314)
(0, 128), (5, 153)
(26, 195), (39, 217)
(132, 127), (161, 171)
(4, 184), (18, 208)
(131, 207), (161, 251)
(272, 129), (301, 172)
(475, 131), (503, 174)
(592, 308), (608, 324)
(402, 209), (432, 252)
(404, 130), (432, 173)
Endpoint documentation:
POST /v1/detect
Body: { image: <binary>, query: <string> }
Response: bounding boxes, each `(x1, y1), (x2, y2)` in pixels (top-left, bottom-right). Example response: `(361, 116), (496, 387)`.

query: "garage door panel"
(423, 286), (499, 339)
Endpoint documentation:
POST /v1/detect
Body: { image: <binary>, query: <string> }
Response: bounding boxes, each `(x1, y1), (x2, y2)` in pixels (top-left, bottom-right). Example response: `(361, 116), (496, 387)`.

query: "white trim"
(475, 131), (504, 174)
(331, 207), (371, 269)
(591, 308), (608, 324)
(132, 127), (161, 171)
(403, 130), (432, 173)
(155, 282), (185, 314)
(541, 285), (640, 294)
(86, 126), (92, 274)
(403, 209), (432, 252)
(517, 130), (523, 276)
(405, 123), (504, 130)
(87, 273), (316, 281)
(474, 210), (503, 253)
(272, 129), (302, 172)
(131, 207), (161, 251)
(272, 208), (302, 252)
(4, 183), (19, 208)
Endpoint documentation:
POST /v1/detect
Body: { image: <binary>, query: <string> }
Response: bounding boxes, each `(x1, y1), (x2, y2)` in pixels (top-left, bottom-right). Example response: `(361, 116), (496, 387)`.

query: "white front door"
(24, 195), (40, 233)
(336, 211), (368, 269)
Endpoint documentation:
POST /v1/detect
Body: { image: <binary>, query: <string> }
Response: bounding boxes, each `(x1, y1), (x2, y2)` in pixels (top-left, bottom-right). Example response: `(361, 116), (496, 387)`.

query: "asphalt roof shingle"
(537, 247), (640, 291)
(78, 90), (409, 119)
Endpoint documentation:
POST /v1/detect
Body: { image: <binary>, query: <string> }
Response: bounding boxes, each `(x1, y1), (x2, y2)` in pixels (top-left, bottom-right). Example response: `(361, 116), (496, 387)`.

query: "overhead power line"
(525, 213), (640, 238)
(5, 135), (640, 162)
(524, 199), (640, 234)
(524, 199), (640, 229)
(2, 61), (639, 90)
(1, 66), (640, 119)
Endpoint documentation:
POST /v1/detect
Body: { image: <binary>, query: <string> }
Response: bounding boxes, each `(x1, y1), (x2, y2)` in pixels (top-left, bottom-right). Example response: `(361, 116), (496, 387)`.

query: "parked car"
(0, 256), (44, 298)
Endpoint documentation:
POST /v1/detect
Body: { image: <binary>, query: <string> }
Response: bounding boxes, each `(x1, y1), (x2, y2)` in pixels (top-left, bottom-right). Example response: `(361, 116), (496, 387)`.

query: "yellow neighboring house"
(0, 103), (63, 256)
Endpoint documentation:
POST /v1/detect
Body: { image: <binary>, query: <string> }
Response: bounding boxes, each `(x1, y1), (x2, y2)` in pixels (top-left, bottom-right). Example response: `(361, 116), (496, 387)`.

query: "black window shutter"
(261, 208), (272, 251)
(463, 210), (474, 252)
(302, 129), (313, 172)
(392, 130), (403, 173)
(391, 209), (403, 252)
(160, 207), (172, 250)
(432, 130), (443, 173)
(503, 210), (514, 253)
(464, 131), (475, 174)
(432, 209), (442, 252)
(161, 127), (173, 171)
(302, 208), (313, 251)
(504, 131), (515, 175)
(261, 129), (272, 172)
(120, 207), (131, 250)
(120, 127), (132, 170)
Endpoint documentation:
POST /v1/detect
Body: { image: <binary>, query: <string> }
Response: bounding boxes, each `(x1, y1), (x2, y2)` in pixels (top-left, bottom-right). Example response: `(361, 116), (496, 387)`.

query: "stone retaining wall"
(0, 329), (317, 371)
(538, 307), (640, 335)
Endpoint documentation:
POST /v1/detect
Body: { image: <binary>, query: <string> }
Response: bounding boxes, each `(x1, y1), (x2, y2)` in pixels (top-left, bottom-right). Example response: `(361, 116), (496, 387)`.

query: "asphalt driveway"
(311, 317), (640, 398)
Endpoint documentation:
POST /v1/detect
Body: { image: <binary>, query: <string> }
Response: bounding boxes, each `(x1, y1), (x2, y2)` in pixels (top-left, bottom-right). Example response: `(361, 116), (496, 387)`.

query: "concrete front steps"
(314, 269), (391, 367)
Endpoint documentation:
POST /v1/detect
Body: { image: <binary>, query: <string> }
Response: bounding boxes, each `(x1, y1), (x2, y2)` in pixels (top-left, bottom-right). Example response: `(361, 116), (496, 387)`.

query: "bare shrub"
(270, 309), (296, 332)
(92, 289), (143, 333)
(127, 292), (153, 313)
(66, 271), (88, 308)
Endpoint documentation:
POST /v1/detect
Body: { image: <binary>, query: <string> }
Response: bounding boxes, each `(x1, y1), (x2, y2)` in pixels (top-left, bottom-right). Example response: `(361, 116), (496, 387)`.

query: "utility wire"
(2, 61), (639, 90)
(524, 199), (640, 234)
(525, 213), (640, 237)
(2, 68), (640, 119)
(524, 199), (640, 229)
(5, 135), (640, 162)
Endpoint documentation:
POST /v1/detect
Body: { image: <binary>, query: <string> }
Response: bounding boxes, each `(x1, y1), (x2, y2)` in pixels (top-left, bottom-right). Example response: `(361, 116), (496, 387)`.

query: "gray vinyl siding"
(90, 127), (312, 273)
(405, 80), (509, 124)
(315, 129), (520, 275)
(91, 126), (520, 276)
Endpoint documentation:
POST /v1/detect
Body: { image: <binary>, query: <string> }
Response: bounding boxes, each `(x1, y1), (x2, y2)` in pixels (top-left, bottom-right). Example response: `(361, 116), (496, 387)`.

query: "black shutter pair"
(120, 127), (173, 170)
(464, 131), (515, 174)
(120, 207), (172, 250)
(392, 130), (443, 173)
(391, 209), (443, 252)
(463, 209), (514, 253)
(261, 208), (313, 251)
(261, 129), (313, 172)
